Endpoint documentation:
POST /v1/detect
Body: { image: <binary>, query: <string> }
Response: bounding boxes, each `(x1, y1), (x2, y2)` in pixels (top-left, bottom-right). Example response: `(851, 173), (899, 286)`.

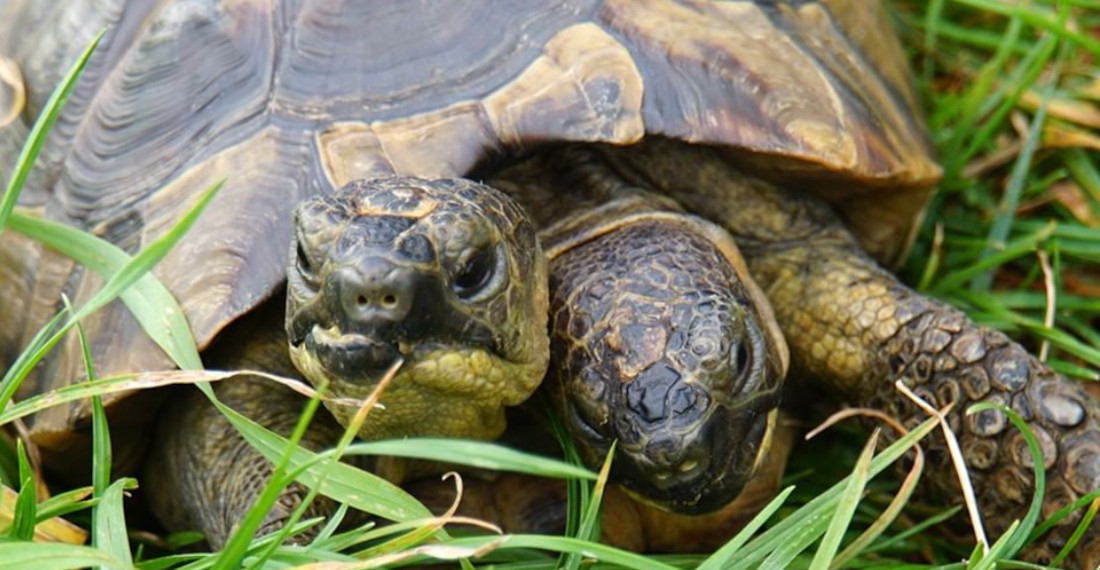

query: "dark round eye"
(453, 248), (495, 298)
(735, 343), (750, 373)
(296, 239), (318, 283)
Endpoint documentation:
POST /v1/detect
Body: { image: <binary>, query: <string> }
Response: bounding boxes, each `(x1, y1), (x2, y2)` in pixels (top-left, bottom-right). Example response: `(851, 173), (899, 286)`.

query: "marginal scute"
(0, 56), (23, 128)
(370, 102), (502, 179)
(145, 126), (318, 346)
(779, 1), (913, 173)
(316, 123), (396, 189)
(606, 0), (852, 163)
(483, 23), (645, 149)
(817, 0), (920, 116)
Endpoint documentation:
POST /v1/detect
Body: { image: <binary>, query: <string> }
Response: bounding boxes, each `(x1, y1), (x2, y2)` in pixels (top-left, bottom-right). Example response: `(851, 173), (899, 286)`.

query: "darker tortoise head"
(285, 177), (548, 440)
(548, 216), (786, 515)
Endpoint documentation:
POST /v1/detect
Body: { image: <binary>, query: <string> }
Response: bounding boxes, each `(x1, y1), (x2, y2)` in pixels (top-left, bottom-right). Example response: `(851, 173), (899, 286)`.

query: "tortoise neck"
(491, 138), (856, 258)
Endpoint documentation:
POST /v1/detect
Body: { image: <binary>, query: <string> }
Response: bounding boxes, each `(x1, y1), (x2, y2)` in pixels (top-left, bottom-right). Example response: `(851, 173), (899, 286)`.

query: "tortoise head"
(547, 213), (788, 515)
(285, 177), (549, 440)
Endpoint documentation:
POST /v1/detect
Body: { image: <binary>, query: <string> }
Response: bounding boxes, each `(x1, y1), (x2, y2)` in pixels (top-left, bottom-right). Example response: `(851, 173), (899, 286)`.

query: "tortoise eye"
(453, 247), (495, 299)
(296, 239), (319, 284)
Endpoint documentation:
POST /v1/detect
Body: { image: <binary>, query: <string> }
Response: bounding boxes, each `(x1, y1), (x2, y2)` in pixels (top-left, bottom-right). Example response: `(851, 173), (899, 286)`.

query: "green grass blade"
(1030, 490), (1100, 542)
(0, 181), (219, 413)
(967, 403), (1045, 558)
(947, 0), (1100, 57)
(439, 535), (680, 570)
(935, 7), (1021, 175)
(931, 222), (1056, 294)
(921, 0), (945, 83)
(809, 430), (879, 570)
(36, 487), (95, 522)
(0, 30), (104, 238)
(66, 297), (111, 498)
(1052, 496), (1100, 567)
(344, 439), (595, 480)
(696, 485), (795, 570)
(9, 211), (203, 370)
(956, 34), (1057, 179)
(563, 442), (614, 570)
(725, 416), (938, 570)
(576, 443), (613, 543)
(971, 80), (1055, 292)
(93, 478), (135, 568)
(0, 543), (132, 570)
(199, 388), (431, 522)
(64, 294), (128, 568)
(10, 439), (36, 540)
(311, 503), (350, 545)
(968, 520), (1020, 570)
(212, 382), (326, 569)
(170, 519), (327, 570)
(862, 505), (962, 555)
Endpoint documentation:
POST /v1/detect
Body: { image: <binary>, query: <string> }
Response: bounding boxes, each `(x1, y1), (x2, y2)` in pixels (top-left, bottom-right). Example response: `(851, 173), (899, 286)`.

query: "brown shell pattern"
(0, 0), (939, 429)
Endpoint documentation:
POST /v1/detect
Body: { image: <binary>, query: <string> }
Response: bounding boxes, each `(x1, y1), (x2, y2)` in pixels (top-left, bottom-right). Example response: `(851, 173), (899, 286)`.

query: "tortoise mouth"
(303, 325), (401, 379)
(613, 406), (777, 515)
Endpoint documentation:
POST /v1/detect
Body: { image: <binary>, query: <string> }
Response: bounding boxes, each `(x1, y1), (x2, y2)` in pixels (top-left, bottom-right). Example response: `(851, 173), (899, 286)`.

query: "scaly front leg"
(751, 237), (1100, 565)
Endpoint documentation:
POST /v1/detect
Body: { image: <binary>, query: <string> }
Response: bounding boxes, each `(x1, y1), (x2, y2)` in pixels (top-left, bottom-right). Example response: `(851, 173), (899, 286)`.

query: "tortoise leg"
(144, 301), (344, 549)
(748, 242), (1100, 566)
(600, 139), (1100, 567)
(144, 379), (343, 549)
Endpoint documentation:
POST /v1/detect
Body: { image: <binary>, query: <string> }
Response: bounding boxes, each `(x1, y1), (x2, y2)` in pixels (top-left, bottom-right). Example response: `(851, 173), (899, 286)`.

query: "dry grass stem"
(806, 407), (930, 570)
(1038, 250), (1056, 361)
(894, 380), (987, 552)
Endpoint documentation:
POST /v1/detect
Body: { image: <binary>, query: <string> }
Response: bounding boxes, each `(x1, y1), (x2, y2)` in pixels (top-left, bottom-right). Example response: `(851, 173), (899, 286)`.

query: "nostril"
(355, 294), (368, 308)
(381, 294), (397, 308)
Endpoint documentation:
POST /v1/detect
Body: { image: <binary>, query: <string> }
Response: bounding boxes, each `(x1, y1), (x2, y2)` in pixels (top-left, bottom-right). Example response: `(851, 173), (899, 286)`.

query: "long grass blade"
(0, 181), (219, 413)
(809, 429), (879, 570)
(696, 486), (795, 570)
(9, 212), (203, 370)
(10, 439), (37, 541)
(0, 543), (132, 570)
(967, 403), (1045, 558)
(93, 479), (135, 568)
(563, 443), (614, 570)
(0, 30), (104, 238)
(343, 439), (595, 480)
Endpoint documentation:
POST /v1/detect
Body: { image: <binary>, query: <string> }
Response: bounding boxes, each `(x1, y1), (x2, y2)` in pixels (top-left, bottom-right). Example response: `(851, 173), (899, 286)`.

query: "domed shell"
(0, 0), (939, 435)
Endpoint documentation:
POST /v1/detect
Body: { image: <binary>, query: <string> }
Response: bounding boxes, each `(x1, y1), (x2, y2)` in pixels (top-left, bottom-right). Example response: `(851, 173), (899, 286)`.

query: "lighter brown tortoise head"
(286, 177), (548, 440)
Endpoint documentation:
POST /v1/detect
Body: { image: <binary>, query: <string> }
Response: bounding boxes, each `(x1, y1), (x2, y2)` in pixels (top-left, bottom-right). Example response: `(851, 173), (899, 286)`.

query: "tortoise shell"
(0, 0), (939, 442)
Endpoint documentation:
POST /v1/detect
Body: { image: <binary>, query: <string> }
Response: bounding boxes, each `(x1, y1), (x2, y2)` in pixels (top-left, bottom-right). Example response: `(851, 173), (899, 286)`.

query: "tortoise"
(0, 0), (1098, 565)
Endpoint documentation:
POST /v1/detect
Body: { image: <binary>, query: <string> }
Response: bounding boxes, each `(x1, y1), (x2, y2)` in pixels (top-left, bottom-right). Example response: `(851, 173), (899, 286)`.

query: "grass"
(0, 0), (1098, 568)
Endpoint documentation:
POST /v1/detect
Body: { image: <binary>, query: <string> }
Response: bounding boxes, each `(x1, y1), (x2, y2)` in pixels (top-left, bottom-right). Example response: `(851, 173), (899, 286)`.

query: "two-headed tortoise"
(0, 0), (1098, 566)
